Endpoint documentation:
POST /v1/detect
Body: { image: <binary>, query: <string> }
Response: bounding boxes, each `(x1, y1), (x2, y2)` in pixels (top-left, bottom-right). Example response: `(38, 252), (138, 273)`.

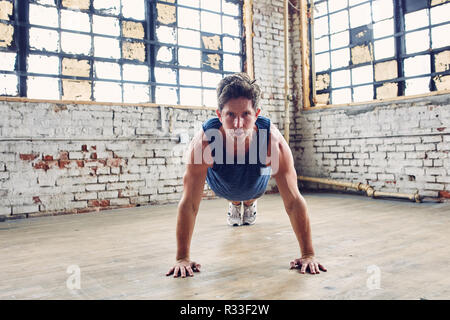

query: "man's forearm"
(286, 197), (315, 257)
(175, 201), (198, 260)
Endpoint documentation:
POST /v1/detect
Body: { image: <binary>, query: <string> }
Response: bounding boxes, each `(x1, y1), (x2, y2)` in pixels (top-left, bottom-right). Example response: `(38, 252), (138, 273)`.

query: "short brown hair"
(216, 72), (261, 111)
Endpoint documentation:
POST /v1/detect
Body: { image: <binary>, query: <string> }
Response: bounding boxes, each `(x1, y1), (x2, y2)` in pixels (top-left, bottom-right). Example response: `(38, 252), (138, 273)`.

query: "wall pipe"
(298, 175), (422, 203)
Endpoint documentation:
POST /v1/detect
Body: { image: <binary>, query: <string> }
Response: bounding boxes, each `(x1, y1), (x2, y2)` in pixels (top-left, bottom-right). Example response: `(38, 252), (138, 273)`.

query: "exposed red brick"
(88, 199), (110, 207)
(59, 160), (71, 169)
(76, 160), (84, 168)
(20, 153), (39, 161)
(439, 191), (450, 199)
(82, 145), (88, 152)
(53, 104), (68, 112)
(32, 196), (41, 204)
(91, 146), (97, 150)
(107, 158), (122, 167)
(91, 167), (97, 174)
(91, 153), (97, 159)
(43, 155), (54, 161)
(33, 161), (50, 171)
(60, 151), (69, 160)
(437, 127), (446, 132)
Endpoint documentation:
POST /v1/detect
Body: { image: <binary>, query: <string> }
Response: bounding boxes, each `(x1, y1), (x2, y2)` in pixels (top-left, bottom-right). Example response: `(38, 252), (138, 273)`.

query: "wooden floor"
(1, 192), (449, 300)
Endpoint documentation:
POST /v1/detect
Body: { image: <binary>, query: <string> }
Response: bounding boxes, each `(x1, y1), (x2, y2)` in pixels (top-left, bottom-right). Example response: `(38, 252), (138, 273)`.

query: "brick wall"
(292, 94), (450, 201)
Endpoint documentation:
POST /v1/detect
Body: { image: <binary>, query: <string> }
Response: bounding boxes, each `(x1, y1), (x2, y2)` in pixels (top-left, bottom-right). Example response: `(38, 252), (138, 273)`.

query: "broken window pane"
(405, 77), (430, 95)
(123, 83), (149, 103)
(430, 3), (450, 25)
(180, 87), (202, 105)
(373, 18), (394, 39)
(202, 11), (222, 34)
(203, 89), (217, 107)
(314, 16), (329, 39)
(121, 0), (145, 21)
(0, 52), (15, 70)
(178, 7), (200, 30)
(179, 69), (201, 85)
(328, 0), (347, 13)
(201, 0), (221, 12)
(315, 36), (329, 53)
(404, 55), (430, 77)
(223, 37), (240, 53)
(27, 54), (59, 75)
(332, 88), (351, 104)
(61, 32), (91, 55)
(154, 67), (177, 84)
(405, 29), (430, 54)
(93, 0), (120, 15)
(329, 10), (348, 33)
(61, 10), (90, 33)
(349, 3), (371, 28)
(353, 84), (373, 102)
(29, 27), (59, 52)
(28, 76), (60, 99)
(93, 36), (120, 59)
(315, 52), (330, 72)
(93, 15), (120, 36)
(223, 54), (240, 72)
(178, 48), (200, 67)
(404, 9), (429, 31)
(372, 0), (393, 22)
(93, 81), (122, 102)
(122, 64), (149, 82)
(222, 0), (239, 16)
(156, 86), (178, 104)
(331, 69), (351, 87)
(351, 65), (373, 85)
(179, 0), (200, 8)
(178, 29), (200, 48)
(156, 26), (177, 44)
(0, 74), (17, 95)
(331, 30), (349, 49)
(331, 48), (350, 68)
(222, 16), (240, 36)
(202, 71), (222, 87)
(431, 24), (450, 48)
(29, 4), (58, 28)
(314, 1), (328, 18)
(374, 37), (394, 60)
(94, 61), (121, 80)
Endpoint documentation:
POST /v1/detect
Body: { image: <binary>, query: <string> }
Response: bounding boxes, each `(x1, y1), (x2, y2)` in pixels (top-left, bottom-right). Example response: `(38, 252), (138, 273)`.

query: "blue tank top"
(202, 116), (272, 201)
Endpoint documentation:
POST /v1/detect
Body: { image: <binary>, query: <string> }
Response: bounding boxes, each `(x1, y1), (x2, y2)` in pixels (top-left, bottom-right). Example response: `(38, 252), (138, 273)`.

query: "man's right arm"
(166, 130), (210, 278)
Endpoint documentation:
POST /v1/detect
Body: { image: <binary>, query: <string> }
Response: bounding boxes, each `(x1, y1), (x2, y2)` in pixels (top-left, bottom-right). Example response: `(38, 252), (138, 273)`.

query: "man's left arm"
(271, 128), (327, 274)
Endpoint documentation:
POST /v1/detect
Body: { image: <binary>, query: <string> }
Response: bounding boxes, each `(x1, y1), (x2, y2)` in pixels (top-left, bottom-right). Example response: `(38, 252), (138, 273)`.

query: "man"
(166, 73), (326, 278)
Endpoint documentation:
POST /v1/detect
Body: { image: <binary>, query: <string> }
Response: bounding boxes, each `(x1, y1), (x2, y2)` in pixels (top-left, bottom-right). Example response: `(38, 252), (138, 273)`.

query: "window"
(308, 0), (450, 107)
(0, 0), (244, 107)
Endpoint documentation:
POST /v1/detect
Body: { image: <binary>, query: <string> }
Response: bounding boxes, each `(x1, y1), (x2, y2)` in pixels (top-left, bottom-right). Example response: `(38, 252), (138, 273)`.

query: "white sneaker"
(227, 202), (242, 226)
(243, 201), (257, 225)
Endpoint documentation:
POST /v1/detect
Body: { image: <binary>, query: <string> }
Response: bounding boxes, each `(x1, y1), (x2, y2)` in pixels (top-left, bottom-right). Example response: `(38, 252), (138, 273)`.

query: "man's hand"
(290, 256), (327, 274)
(166, 259), (201, 278)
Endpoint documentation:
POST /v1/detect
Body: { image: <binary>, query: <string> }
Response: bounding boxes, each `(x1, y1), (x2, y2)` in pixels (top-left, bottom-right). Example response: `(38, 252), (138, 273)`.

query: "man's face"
(216, 97), (260, 140)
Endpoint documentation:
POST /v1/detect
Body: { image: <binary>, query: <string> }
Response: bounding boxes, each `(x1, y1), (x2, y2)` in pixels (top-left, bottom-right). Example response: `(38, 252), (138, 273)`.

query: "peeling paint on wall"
(204, 54), (221, 70)
(351, 44), (373, 65)
(376, 82), (398, 99)
(122, 21), (145, 39)
(62, 0), (90, 10)
(0, 1), (13, 20)
(374, 60), (398, 82)
(434, 75), (450, 91)
(62, 79), (91, 100)
(62, 58), (90, 77)
(157, 3), (176, 25)
(122, 41), (146, 62)
(435, 50), (450, 73)
(202, 35), (221, 50)
(316, 73), (330, 91)
(0, 22), (13, 47)
(315, 93), (330, 105)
